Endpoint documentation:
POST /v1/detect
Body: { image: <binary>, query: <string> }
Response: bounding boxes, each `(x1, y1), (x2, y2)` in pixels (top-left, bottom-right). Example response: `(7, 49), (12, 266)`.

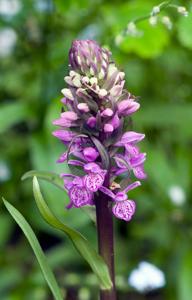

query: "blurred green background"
(0, 0), (192, 299)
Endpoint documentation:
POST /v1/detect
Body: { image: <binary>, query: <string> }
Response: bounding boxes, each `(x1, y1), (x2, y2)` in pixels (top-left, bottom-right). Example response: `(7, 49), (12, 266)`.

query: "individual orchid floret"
(112, 200), (136, 221)
(100, 181), (140, 221)
(62, 175), (93, 208)
(53, 111), (79, 127)
(84, 163), (107, 192)
(52, 130), (76, 143)
(53, 39), (147, 222)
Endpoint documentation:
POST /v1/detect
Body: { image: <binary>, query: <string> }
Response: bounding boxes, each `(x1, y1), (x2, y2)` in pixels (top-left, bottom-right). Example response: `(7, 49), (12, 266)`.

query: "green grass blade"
(2, 198), (63, 300)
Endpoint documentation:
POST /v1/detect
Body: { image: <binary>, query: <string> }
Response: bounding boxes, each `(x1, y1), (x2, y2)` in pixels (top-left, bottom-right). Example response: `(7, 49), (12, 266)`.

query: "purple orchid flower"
(53, 40), (147, 222)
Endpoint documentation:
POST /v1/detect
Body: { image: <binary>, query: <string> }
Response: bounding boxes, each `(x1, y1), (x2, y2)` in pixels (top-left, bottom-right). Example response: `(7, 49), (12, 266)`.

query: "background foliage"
(0, 0), (192, 299)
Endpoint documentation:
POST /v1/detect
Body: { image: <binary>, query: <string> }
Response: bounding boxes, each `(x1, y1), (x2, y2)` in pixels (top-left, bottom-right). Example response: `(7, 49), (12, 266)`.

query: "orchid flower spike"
(53, 40), (147, 222)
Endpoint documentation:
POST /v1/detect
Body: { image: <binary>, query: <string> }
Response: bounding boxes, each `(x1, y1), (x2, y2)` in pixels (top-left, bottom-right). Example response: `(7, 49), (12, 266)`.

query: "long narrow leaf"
(22, 170), (96, 223)
(33, 176), (112, 290)
(2, 198), (63, 300)
(22, 170), (64, 190)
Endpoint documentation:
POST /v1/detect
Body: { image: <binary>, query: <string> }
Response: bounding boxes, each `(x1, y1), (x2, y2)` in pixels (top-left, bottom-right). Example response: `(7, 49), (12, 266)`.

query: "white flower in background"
(168, 185), (186, 206)
(149, 16), (158, 26)
(0, 0), (21, 17)
(128, 261), (166, 293)
(0, 161), (11, 182)
(161, 16), (172, 30)
(177, 6), (188, 17)
(0, 28), (17, 57)
(34, 0), (52, 12)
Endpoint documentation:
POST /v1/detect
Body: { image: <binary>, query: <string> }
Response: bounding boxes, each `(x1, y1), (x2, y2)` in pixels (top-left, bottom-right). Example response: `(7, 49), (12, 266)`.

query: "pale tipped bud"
(72, 76), (81, 87)
(98, 89), (108, 98)
(61, 88), (74, 100)
(90, 77), (98, 85)
(64, 76), (74, 86)
(82, 76), (89, 84)
(69, 40), (110, 77)
(98, 68), (106, 80)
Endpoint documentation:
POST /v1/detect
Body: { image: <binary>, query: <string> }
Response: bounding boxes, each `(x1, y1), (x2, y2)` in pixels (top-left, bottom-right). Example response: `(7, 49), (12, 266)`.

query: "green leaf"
(22, 170), (96, 223)
(0, 103), (30, 134)
(134, 104), (192, 139)
(91, 137), (110, 169)
(2, 198), (63, 300)
(178, 250), (192, 300)
(32, 176), (112, 290)
(22, 170), (64, 190)
(177, 12), (192, 49)
(119, 22), (169, 58)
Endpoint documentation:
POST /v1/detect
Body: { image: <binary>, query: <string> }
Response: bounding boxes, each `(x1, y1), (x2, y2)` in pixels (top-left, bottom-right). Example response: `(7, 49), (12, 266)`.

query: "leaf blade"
(33, 176), (112, 290)
(2, 198), (63, 300)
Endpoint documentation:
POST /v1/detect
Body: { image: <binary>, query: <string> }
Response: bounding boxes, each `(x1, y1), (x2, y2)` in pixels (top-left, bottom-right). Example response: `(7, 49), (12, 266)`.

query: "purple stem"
(95, 190), (116, 300)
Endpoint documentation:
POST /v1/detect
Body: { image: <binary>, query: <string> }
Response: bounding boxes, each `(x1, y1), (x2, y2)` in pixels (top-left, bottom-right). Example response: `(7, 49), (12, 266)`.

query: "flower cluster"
(53, 40), (146, 221)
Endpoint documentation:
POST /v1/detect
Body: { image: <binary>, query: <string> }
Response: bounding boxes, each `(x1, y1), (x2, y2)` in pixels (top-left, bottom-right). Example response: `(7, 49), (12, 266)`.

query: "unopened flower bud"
(77, 103), (89, 112)
(83, 147), (99, 162)
(61, 88), (74, 100)
(104, 124), (114, 133)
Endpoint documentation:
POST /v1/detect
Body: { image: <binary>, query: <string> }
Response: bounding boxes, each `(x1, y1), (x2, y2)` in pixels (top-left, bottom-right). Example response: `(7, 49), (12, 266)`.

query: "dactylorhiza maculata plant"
(53, 40), (147, 222)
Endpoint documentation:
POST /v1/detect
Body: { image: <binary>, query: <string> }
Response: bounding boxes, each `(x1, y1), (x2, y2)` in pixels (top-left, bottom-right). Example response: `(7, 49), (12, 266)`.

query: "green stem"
(95, 192), (116, 300)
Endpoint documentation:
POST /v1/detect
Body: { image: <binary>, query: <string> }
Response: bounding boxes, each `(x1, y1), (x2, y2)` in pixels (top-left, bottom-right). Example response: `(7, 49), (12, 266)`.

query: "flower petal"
(69, 185), (93, 207)
(84, 173), (105, 192)
(112, 200), (136, 221)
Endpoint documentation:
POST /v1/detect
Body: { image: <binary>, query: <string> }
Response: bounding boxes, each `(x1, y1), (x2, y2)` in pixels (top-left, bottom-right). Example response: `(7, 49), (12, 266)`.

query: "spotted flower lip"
(53, 39), (147, 221)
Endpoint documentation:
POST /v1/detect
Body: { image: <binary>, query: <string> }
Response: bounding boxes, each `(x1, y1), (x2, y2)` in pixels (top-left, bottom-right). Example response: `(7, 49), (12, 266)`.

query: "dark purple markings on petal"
(123, 181), (141, 193)
(84, 173), (105, 192)
(112, 200), (136, 221)
(99, 186), (115, 199)
(91, 136), (110, 169)
(69, 185), (93, 207)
